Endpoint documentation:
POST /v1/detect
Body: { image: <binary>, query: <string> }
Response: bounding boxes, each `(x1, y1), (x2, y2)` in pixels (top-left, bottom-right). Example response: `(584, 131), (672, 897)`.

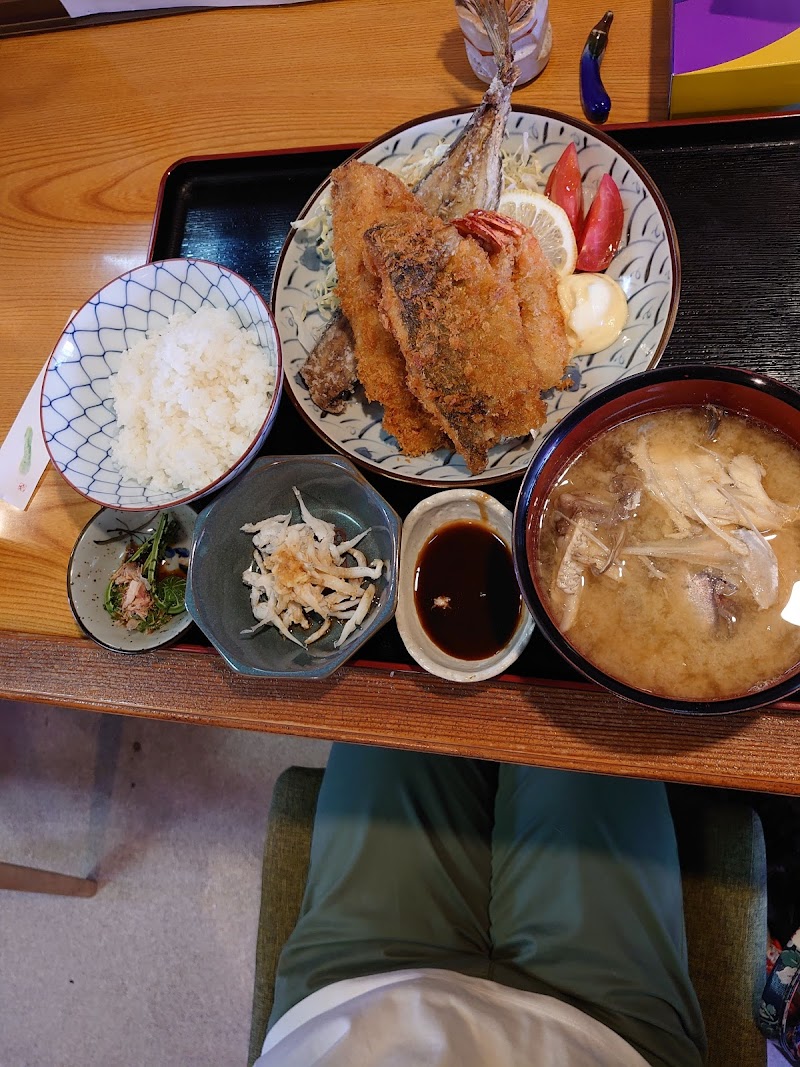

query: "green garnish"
(103, 512), (187, 634)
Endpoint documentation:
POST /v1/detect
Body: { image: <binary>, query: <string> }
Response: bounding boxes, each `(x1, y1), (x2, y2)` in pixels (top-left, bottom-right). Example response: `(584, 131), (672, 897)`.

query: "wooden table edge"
(3, 631), (798, 795)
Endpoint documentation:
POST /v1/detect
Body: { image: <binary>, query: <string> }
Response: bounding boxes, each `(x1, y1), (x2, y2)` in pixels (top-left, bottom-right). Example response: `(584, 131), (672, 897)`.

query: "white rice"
(109, 306), (274, 494)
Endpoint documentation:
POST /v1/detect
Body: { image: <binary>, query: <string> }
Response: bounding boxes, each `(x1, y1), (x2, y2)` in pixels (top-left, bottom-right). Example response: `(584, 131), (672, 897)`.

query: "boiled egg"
(558, 273), (628, 356)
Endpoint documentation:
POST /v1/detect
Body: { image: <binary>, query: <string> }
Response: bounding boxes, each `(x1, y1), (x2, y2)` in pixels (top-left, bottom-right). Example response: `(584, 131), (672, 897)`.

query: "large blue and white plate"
(273, 106), (680, 488)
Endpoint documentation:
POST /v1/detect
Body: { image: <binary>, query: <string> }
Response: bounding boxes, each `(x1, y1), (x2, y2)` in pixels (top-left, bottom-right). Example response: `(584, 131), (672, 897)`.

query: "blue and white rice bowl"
(41, 258), (282, 511)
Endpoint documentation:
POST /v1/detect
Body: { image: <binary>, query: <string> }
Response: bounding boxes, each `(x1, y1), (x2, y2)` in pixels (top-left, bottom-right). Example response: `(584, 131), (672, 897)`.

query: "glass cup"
(455, 0), (552, 87)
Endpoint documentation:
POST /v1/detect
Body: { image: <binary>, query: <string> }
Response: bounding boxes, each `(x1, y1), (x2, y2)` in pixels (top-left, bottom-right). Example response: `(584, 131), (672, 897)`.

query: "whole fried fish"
(363, 211), (571, 474)
(300, 0), (518, 420)
(414, 0), (516, 220)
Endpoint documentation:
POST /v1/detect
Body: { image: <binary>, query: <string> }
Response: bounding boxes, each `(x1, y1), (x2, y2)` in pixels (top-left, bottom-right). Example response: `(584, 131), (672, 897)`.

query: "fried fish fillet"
(363, 214), (572, 474)
(301, 0), (515, 409)
(330, 161), (447, 456)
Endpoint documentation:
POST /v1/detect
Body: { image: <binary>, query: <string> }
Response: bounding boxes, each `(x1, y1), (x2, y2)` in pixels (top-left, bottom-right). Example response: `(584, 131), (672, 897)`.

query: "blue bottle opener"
(580, 10), (614, 125)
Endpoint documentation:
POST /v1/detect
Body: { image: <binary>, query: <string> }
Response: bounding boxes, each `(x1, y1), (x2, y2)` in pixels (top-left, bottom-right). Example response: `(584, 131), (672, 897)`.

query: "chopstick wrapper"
(0, 360), (50, 510)
(62, 0), (318, 16)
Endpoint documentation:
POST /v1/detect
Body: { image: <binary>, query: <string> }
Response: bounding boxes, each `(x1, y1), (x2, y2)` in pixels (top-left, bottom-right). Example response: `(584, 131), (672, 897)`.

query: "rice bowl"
(41, 259), (283, 511)
(110, 306), (274, 495)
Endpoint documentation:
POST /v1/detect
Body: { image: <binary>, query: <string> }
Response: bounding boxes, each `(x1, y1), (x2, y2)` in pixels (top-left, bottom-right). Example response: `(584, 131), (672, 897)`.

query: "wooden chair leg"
(0, 861), (97, 898)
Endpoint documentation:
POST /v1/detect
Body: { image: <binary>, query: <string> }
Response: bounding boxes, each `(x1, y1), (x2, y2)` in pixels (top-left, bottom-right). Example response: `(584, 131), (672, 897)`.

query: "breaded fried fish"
(364, 211), (572, 474)
(299, 310), (356, 415)
(299, 0), (517, 419)
(331, 161), (447, 456)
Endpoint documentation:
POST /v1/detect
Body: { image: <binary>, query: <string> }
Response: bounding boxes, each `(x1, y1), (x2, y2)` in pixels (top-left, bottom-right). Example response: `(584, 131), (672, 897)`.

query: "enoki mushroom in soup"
(536, 408), (800, 701)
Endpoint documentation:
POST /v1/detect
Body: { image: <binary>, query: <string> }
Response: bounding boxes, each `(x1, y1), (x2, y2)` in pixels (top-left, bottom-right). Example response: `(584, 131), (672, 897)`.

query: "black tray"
(150, 114), (800, 682)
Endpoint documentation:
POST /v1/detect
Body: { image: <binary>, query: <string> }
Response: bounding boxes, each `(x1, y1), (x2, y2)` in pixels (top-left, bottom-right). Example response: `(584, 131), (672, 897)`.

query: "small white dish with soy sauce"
(396, 489), (534, 683)
(68, 504), (196, 654)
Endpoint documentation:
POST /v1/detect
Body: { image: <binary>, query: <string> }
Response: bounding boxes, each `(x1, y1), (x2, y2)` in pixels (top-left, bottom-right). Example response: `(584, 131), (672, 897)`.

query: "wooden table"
(2, 0), (798, 796)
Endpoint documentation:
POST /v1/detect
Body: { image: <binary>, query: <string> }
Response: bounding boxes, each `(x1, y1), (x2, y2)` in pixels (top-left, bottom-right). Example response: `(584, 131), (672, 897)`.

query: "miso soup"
(536, 407), (800, 701)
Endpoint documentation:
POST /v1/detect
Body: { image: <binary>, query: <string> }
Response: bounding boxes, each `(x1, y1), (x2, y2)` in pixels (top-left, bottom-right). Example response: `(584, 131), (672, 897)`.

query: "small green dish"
(68, 504), (196, 653)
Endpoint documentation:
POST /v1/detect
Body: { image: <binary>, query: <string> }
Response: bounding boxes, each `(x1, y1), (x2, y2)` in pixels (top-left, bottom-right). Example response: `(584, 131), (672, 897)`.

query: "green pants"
(270, 745), (706, 1067)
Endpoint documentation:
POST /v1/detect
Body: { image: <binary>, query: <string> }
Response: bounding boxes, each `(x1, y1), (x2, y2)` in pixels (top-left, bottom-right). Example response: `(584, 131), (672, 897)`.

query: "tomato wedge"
(576, 174), (624, 272)
(544, 142), (584, 240)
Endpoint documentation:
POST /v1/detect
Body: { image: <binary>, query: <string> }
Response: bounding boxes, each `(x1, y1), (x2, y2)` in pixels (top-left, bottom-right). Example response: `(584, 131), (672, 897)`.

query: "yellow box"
(670, 2), (800, 118)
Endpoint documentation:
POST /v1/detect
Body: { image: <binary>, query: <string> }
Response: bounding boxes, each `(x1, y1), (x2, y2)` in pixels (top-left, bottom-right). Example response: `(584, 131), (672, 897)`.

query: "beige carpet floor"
(0, 700), (330, 1067)
(2, 700), (782, 1067)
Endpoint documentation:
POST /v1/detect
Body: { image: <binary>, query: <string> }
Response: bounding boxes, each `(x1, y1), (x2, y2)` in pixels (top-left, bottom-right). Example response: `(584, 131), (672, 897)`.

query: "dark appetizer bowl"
(512, 365), (800, 715)
(186, 454), (400, 680)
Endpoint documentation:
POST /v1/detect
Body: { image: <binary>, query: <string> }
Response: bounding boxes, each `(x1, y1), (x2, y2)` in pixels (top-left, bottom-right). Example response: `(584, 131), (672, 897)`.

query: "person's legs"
(490, 765), (706, 1067)
(269, 744), (496, 1027)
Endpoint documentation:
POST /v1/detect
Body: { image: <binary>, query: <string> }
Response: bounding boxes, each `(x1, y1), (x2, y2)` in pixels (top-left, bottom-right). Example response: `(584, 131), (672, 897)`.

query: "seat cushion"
(671, 787), (767, 1067)
(248, 766), (324, 1067)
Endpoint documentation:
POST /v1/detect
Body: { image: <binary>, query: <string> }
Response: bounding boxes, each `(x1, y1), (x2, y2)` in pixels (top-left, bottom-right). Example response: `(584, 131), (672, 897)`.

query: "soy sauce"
(414, 520), (522, 660)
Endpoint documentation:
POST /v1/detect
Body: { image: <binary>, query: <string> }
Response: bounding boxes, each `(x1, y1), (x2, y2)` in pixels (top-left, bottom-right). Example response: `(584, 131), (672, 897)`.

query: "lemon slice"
(497, 190), (577, 278)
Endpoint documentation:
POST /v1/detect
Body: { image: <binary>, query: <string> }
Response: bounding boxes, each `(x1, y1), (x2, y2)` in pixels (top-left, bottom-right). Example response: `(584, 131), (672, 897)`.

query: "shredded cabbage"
(501, 132), (545, 192)
(394, 141), (453, 186)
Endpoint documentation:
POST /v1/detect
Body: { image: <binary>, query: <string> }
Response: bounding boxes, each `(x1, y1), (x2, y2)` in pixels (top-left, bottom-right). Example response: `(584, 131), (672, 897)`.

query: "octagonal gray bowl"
(185, 455), (400, 679)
